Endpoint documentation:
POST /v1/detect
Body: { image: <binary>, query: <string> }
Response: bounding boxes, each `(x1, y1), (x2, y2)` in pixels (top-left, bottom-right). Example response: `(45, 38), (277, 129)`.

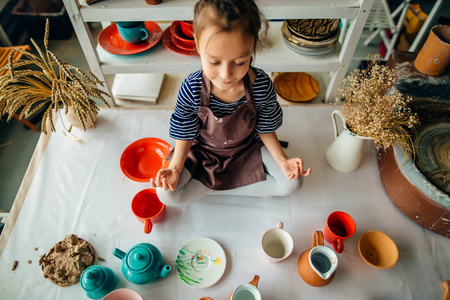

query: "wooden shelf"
(80, 0), (361, 22)
(98, 22), (340, 74)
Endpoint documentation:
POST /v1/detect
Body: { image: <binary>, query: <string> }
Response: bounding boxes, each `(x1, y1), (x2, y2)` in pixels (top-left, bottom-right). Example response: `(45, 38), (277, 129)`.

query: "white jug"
(325, 110), (372, 172)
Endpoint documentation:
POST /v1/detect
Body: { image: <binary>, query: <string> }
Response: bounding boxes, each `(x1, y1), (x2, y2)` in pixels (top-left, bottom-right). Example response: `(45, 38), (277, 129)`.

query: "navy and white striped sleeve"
(254, 72), (283, 133)
(169, 75), (200, 140)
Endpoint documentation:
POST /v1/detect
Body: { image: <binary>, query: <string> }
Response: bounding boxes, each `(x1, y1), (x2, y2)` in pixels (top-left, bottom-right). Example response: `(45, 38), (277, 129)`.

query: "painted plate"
(274, 72), (319, 102)
(98, 21), (162, 55)
(120, 138), (172, 182)
(175, 237), (226, 288)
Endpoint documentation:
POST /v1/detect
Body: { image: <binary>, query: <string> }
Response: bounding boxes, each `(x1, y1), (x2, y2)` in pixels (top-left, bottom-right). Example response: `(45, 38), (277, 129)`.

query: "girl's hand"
(150, 168), (180, 191)
(280, 157), (311, 180)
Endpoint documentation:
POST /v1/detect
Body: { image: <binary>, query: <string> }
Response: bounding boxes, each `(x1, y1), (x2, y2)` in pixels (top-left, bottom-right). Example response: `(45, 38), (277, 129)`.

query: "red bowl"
(170, 21), (195, 46)
(180, 20), (194, 38)
(120, 138), (172, 182)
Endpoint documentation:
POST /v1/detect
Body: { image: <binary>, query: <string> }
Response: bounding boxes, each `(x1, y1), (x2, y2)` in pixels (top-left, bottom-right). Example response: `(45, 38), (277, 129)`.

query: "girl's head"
(193, 0), (266, 91)
(193, 0), (263, 53)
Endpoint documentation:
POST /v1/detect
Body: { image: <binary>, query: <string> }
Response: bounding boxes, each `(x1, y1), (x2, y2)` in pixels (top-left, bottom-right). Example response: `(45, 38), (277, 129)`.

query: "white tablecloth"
(0, 106), (448, 300)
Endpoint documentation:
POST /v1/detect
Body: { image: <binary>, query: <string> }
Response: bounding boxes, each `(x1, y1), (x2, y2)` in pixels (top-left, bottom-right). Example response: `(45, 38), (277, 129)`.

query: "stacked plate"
(163, 21), (198, 56)
(282, 19), (340, 56)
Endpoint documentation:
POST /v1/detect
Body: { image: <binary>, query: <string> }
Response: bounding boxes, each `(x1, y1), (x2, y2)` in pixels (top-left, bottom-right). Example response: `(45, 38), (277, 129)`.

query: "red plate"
(120, 138), (172, 182)
(98, 21), (163, 55)
(163, 27), (199, 56)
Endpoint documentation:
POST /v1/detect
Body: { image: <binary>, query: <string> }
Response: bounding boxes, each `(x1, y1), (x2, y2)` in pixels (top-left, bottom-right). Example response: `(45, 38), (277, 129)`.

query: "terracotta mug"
(229, 275), (262, 300)
(261, 222), (294, 263)
(131, 189), (166, 234)
(324, 211), (355, 253)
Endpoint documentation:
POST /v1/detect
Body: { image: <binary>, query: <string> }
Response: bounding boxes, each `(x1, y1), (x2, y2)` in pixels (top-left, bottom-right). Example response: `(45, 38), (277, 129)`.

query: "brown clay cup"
(358, 230), (399, 269)
(414, 25), (450, 76)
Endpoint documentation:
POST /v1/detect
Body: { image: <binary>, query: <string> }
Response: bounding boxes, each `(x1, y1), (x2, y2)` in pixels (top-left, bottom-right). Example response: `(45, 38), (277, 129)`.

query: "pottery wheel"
(274, 72), (319, 102)
(39, 234), (95, 287)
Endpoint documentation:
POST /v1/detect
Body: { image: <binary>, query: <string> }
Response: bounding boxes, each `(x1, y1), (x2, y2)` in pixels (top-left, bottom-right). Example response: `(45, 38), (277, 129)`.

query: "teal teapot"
(113, 243), (171, 285)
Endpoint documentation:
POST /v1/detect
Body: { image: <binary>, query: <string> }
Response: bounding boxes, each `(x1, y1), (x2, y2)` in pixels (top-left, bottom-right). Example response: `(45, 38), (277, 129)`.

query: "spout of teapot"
(159, 265), (172, 278)
(113, 248), (126, 260)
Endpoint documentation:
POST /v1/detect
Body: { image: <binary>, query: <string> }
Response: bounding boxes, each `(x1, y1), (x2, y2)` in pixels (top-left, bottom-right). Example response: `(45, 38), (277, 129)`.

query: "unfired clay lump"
(39, 234), (95, 287)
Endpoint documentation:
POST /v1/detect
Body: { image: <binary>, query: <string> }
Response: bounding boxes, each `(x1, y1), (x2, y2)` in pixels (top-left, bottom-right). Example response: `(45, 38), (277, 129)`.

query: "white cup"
(261, 222), (294, 263)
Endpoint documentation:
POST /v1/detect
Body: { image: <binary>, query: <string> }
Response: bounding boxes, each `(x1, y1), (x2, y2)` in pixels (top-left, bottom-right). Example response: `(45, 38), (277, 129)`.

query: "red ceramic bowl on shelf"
(180, 20), (194, 38)
(170, 21), (196, 48)
(120, 138), (172, 182)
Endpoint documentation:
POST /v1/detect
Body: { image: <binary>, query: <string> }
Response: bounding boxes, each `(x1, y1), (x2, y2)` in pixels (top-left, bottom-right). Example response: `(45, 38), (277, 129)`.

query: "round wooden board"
(274, 72), (319, 102)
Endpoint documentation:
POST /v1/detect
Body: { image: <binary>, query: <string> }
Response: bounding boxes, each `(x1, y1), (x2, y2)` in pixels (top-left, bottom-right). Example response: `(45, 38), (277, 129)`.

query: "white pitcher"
(325, 110), (372, 172)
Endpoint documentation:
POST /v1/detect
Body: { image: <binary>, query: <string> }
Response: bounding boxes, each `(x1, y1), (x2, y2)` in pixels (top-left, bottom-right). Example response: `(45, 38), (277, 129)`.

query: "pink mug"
(324, 211), (356, 253)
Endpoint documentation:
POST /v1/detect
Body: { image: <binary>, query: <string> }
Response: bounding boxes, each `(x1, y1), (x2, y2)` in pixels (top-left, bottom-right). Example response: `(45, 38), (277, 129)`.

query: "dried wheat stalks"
(0, 19), (110, 134)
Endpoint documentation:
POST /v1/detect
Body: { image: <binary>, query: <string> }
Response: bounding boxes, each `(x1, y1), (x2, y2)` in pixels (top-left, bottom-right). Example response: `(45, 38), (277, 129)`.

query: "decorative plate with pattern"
(175, 237), (226, 288)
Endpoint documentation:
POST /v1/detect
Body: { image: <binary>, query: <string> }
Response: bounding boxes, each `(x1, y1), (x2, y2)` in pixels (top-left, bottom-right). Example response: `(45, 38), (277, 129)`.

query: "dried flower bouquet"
(0, 19), (110, 134)
(336, 56), (419, 152)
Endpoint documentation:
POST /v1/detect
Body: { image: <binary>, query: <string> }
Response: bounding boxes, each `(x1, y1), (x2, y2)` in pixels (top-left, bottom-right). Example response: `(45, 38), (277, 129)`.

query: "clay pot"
(297, 231), (338, 287)
(414, 25), (450, 76)
(358, 230), (399, 269)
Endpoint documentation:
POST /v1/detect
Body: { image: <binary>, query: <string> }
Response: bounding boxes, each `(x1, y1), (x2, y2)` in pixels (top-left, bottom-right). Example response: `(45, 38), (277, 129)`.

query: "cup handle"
(144, 219), (153, 234)
(276, 222), (283, 229)
(331, 110), (345, 139)
(249, 275), (260, 287)
(333, 238), (343, 253)
(312, 231), (324, 247)
(140, 27), (150, 41)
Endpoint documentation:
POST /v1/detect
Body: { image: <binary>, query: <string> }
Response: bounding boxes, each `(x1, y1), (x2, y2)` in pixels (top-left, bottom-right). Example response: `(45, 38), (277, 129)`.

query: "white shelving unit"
(62, 0), (373, 107)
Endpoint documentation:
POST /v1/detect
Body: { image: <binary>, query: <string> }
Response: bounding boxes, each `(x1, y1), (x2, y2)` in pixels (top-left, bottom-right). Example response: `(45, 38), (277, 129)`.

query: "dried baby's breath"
(336, 55), (419, 153)
(0, 19), (110, 134)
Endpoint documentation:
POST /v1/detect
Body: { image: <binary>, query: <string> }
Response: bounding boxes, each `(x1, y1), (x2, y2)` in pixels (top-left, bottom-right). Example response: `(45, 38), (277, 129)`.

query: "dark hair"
(193, 0), (266, 53)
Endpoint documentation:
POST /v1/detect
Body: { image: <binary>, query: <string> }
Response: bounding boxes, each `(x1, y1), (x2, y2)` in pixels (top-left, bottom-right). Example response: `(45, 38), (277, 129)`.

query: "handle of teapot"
(312, 231), (324, 247)
(249, 275), (260, 287)
(331, 110), (345, 139)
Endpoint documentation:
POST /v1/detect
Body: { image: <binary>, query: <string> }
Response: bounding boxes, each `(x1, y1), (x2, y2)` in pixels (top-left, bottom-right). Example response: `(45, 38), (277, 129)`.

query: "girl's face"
(196, 26), (254, 92)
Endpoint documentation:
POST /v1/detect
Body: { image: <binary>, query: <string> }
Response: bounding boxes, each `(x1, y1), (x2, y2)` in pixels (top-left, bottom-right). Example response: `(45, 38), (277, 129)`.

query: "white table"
(0, 106), (448, 299)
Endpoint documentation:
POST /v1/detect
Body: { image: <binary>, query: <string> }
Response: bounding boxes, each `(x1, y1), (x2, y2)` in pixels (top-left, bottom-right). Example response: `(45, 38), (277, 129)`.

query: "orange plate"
(120, 138), (172, 182)
(98, 21), (162, 55)
(274, 72), (319, 102)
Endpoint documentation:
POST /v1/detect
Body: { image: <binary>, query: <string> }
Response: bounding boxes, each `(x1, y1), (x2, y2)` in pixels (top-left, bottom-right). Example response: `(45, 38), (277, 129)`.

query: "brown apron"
(184, 72), (266, 190)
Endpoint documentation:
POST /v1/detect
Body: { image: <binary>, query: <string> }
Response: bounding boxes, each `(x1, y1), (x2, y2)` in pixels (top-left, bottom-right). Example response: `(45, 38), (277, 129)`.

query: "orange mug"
(324, 211), (356, 253)
(131, 189), (166, 234)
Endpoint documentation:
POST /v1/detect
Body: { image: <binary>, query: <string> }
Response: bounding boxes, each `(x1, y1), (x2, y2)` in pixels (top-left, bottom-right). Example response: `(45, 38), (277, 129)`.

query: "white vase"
(325, 110), (372, 172)
(65, 106), (97, 130)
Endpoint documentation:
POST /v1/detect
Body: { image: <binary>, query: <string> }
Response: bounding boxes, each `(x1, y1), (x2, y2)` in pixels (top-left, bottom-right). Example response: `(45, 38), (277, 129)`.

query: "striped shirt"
(169, 67), (283, 141)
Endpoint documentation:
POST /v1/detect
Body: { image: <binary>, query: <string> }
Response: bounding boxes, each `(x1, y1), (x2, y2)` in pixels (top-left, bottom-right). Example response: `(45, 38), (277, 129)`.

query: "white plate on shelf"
(175, 237), (226, 288)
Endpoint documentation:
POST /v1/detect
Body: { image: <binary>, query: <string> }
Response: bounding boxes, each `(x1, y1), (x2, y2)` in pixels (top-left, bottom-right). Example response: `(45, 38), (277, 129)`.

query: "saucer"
(163, 27), (199, 56)
(120, 137), (172, 182)
(98, 21), (162, 55)
(175, 237), (226, 288)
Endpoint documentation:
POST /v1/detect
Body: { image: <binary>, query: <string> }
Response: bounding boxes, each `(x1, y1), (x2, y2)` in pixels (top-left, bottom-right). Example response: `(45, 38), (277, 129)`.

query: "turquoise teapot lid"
(127, 247), (152, 271)
(81, 266), (105, 291)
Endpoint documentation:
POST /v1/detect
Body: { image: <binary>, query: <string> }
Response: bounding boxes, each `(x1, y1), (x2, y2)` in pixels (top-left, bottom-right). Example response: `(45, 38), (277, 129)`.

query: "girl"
(150, 0), (311, 205)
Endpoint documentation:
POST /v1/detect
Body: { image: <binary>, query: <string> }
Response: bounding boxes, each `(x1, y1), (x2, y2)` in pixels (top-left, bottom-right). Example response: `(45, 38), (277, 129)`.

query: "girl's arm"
(150, 139), (193, 191)
(259, 132), (311, 179)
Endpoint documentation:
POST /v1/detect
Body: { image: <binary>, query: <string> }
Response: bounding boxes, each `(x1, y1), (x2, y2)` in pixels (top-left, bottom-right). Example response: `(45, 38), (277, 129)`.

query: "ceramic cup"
(358, 230), (399, 269)
(103, 288), (143, 300)
(180, 21), (194, 38)
(131, 189), (166, 234)
(116, 22), (149, 44)
(261, 222), (294, 263)
(324, 211), (356, 253)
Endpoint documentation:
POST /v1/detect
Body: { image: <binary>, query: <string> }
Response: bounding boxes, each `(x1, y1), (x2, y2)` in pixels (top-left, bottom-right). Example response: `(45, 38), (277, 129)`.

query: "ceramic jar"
(414, 25), (450, 76)
(80, 265), (117, 299)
